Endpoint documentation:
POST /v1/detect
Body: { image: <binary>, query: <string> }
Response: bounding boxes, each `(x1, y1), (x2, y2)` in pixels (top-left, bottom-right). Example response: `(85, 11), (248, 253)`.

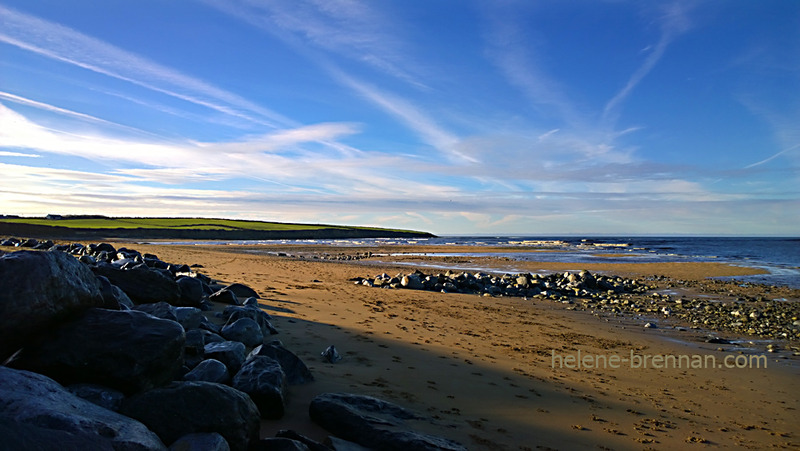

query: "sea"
(155, 236), (800, 289)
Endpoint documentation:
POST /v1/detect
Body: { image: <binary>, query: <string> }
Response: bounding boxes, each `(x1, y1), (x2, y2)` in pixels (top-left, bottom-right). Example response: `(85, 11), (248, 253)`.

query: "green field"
(0, 216), (422, 234)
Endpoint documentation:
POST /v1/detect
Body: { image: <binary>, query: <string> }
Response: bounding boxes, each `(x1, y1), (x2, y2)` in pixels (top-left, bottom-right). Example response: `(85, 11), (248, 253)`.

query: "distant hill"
(0, 216), (435, 240)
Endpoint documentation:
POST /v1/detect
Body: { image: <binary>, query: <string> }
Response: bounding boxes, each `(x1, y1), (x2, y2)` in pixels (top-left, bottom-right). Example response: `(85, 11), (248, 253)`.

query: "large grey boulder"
(93, 263), (181, 305)
(134, 301), (178, 321)
(0, 250), (106, 361)
(11, 308), (185, 394)
(309, 393), (466, 451)
(222, 317), (264, 347)
(121, 381), (260, 451)
(232, 356), (287, 419)
(249, 342), (314, 385)
(0, 367), (166, 450)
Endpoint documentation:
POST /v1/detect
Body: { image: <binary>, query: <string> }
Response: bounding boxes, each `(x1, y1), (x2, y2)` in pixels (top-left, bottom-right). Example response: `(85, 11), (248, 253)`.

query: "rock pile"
(1, 238), (466, 450)
(357, 269), (800, 341)
(355, 268), (650, 299)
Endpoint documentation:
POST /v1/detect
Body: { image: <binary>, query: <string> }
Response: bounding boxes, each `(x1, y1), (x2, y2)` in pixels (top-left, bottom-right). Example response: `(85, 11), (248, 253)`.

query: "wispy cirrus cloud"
(602, 2), (692, 122)
(203, 0), (426, 89)
(0, 4), (292, 128)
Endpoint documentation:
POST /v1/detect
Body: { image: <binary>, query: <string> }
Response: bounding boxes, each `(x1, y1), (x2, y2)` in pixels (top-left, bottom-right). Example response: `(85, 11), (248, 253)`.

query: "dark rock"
(321, 345), (342, 363)
(134, 301), (179, 321)
(232, 356), (287, 419)
(222, 317), (264, 347)
(11, 308), (185, 395)
(204, 341), (247, 373)
(0, 250), (105, 361)
(184, 358), (230, 384)
(325, 436), (372, 451)
(66, 383), (126, 412)
(210, 287), (241, 305)
(184, 329), (206, 368)
(96, 274), (134, 309)
(90, 242), (117, 255)
(177, 276), (206, 307)
(19, 237), (39, 247)
(202, 329), (226, 344)
(121, 381), (260, 451)
(706, 337), (732, 344)
(309, 393), (466, 451)
(92, 263), (181, 305)
(250, 342), (314, 385)
(0, 367), (166, 450)
(251, 438), (310, 451)
(169, 433), (230, 451)
(225, 282), (260, 299)
(224, 305), (278, 336)
(276, 430), (331, 451)
(243, 296), (260, 307)
(175, 306), (204, 330)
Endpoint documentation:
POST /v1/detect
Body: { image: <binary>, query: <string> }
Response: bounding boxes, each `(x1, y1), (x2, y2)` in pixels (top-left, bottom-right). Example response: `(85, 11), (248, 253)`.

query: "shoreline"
(127, 242), (798, 449)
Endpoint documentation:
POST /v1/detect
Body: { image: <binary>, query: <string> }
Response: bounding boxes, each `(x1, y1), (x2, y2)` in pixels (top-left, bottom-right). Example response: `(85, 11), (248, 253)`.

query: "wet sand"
(131, 243), (799, 450)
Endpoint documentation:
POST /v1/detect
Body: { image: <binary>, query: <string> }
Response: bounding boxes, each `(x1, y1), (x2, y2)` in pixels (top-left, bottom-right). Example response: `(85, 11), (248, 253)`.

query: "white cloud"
(0, 4), (291, 128)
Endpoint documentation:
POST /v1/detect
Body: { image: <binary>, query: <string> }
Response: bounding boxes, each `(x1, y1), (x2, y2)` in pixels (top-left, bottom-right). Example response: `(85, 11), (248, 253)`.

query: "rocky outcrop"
(121, 381), (261, 451)
(10, 308), (185, 394)
(309, 393), (466, 451)
(0, 366), (166, 450)
(0, 250), (105, 361)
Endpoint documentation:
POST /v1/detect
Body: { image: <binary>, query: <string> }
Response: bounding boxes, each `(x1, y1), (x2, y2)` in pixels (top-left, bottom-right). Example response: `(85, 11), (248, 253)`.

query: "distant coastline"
(0, 216), (435, 240)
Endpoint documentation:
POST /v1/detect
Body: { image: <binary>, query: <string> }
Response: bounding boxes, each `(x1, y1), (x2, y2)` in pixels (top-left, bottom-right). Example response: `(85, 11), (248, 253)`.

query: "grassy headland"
(0, 215), (435, 240)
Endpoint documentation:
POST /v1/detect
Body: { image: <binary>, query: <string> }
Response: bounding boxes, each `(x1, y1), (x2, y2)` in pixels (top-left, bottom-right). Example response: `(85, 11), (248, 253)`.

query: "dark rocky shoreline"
(355, 269), (800, 345)
(0, 237), (465, 451)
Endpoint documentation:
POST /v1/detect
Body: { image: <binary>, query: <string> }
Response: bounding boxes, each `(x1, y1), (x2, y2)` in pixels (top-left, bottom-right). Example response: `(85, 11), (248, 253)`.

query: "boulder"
(134, 301), (179, 321)
(176, 276), (206, 307)
(275, 430), (331, 451)
(232, 356), (287, 419)
(169, 433), (230, 451)
(0, 367), (166, 450)
(209, 287), (241, 305)
(250, 438), (310, 451)
(225, 282), (259, 299)
(96, 274), (134, 309)
(309, 393), (466, 451)
(175, 306), (205, 330)
(184, 358), (230, 384)
(0, 250), (105, 361)
(66, 383), (126, 412)
(204, 341), (247, 373)
(121, 381), (260, 451)
(222, 317), (264, 347)
(11, 308), (185, 395)
(249, 342), (314, 385)
(224, 305), (278, 336)
(92, 263), (181, 305)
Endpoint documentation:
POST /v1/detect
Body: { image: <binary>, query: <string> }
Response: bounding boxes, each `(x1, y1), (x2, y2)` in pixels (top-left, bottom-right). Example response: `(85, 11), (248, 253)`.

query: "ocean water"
(153, 236), (800, 288)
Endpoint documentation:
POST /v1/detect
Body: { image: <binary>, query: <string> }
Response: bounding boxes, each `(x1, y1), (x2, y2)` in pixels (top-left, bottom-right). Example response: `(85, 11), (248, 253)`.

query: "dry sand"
(131, 243), (799, 450)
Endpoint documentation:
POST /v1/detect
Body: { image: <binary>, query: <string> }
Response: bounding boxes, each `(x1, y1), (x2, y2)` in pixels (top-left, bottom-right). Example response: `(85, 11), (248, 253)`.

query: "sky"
(0, 1), (798, 236)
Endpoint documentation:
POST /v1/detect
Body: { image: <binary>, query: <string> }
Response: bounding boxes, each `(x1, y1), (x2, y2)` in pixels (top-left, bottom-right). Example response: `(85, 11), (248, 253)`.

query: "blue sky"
(0, 1), (798, 235)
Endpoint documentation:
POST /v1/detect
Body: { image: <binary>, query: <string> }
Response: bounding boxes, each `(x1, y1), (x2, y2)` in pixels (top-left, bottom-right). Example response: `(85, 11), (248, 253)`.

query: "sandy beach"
(127, 242), (799, 450)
